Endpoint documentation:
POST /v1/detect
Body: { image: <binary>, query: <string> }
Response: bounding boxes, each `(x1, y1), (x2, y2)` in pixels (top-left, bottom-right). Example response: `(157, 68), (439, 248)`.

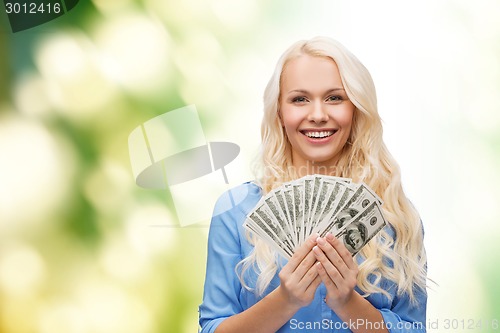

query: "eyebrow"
(287, 88), (345, 94)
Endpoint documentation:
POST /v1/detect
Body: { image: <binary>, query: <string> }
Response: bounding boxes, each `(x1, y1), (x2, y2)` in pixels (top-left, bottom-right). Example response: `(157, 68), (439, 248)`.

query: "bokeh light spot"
(125, 203), (178, 256)
(35, 31), (116, 118)
(94, 13), (171, 95)
(0, 116), (74, 232)
(0, 242), (46, 296)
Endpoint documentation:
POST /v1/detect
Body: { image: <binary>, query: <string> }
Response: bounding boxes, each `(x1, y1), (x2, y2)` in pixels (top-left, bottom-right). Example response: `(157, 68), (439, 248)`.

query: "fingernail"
(316, 237), (326, 245)
(326, 233), (334, 240)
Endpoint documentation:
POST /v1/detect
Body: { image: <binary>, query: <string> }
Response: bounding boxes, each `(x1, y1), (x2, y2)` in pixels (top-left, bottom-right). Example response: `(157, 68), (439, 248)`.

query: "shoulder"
(212, 181), (263, 220)
(207, 182), (262, 255)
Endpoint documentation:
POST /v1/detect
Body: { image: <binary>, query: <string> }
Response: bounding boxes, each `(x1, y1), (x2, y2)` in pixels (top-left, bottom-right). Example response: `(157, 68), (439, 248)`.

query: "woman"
(199, 37), (427, 333)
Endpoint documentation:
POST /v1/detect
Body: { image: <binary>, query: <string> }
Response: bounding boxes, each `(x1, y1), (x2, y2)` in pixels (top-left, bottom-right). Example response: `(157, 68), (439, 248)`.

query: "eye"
(326, 95), (343, 103)
(291, 96), (308, 104)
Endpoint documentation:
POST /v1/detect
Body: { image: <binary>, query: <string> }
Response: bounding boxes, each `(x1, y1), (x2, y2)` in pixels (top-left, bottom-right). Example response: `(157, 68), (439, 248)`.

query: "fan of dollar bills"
(243, 175), (387, 259)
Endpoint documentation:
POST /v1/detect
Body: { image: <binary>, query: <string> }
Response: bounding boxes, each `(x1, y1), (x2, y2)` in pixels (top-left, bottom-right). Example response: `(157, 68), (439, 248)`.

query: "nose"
(307, 101), (329, 123)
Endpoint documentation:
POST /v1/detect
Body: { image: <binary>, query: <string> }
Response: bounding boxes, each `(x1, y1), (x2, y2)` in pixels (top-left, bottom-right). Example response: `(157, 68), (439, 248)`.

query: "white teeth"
(304, 131), (334, 138)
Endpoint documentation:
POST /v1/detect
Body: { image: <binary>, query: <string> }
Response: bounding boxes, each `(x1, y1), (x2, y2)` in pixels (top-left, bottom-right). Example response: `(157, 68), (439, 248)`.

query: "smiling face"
(279, 55), (355, 175)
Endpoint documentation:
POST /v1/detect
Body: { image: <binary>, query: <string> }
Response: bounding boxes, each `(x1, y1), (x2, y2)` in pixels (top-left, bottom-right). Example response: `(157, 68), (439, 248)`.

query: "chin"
(311, 149), (343, 162)
(306, 154), (340, 165)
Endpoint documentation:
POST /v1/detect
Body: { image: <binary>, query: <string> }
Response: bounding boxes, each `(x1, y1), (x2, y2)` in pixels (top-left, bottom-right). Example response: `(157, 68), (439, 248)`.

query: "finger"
(294, 249), (319, 282)
(316, 236), (349, 277)
(282, 233), (318, 275)
(304, 274), (322, 295)
(313, 245), (344, 285)
(316, 261), (338, 291)
(326, 233), (357, 271)
(298, 261), (320, 290)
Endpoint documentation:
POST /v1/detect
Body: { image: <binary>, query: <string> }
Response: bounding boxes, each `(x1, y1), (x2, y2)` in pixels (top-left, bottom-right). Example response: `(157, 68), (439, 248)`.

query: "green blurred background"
(1, 0), (499, 332)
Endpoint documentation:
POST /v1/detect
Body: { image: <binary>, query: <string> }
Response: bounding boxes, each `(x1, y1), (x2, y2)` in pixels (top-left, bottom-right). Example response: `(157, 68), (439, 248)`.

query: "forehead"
(280, 54), (343, 91)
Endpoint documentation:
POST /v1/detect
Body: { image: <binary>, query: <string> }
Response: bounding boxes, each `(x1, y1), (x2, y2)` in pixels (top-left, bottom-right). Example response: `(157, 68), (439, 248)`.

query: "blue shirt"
(199, 182), (427, 333)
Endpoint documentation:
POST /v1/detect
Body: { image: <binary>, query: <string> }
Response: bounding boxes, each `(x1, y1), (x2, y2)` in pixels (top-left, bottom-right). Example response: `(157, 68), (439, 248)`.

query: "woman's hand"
(313, 233), (359, 311)
(277, 233), (322, 309)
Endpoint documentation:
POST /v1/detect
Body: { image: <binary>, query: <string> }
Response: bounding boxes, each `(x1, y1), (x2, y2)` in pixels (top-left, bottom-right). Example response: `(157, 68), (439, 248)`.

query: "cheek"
(278, 104), (285, 127)
(336, 107), (354, 128)
(280, 107), (301, 129)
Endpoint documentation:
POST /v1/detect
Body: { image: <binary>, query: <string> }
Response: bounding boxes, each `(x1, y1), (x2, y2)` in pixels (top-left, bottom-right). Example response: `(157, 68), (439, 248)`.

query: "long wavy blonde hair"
(237, 37), (427, 305)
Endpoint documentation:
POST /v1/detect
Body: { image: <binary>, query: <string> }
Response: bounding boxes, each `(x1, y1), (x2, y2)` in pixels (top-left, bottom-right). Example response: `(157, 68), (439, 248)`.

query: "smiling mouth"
(300, 130), (337, 139)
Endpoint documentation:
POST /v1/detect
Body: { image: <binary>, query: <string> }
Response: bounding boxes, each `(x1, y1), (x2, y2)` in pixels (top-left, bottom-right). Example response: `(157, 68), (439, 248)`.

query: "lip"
(299, 128), (338, 144)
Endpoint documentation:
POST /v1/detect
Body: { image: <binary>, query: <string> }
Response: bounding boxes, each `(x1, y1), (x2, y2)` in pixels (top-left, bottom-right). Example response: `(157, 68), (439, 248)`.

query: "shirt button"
(323, 297), (327, 303)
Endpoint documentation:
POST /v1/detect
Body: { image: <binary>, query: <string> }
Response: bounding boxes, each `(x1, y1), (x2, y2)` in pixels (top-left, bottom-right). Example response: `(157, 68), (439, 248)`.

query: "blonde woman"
(199, 37), (427, 333)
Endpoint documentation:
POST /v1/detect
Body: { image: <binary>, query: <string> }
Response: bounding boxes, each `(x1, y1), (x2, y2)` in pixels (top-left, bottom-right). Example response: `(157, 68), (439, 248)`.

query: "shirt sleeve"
(198, 199), (246, 333)
(378, 285), (427, 333)
(377, 223), (427, 333)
